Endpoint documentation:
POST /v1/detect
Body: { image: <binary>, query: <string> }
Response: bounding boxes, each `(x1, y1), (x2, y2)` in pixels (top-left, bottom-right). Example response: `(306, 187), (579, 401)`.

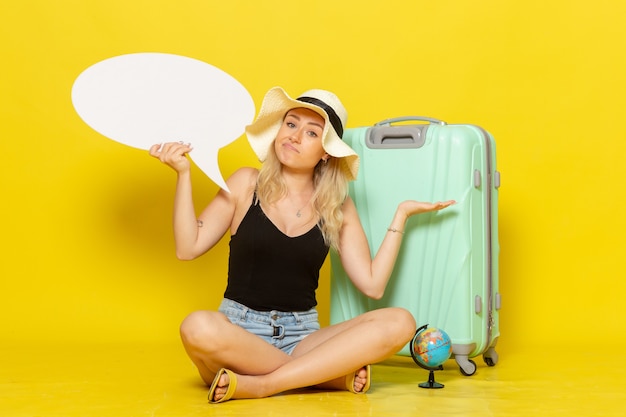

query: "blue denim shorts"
(218, 298), (320, 355)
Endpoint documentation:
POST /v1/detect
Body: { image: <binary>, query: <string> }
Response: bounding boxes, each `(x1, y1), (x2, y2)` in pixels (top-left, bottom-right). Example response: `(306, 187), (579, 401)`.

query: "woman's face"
(274, 107), (328, 172)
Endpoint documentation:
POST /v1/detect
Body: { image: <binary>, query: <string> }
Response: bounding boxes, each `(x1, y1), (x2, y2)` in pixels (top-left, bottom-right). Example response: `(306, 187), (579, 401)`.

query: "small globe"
(411, 327), (452, 369)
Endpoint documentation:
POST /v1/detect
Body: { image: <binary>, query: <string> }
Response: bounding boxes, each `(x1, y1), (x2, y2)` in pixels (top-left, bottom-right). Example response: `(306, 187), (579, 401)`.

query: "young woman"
(149, 87), (455, 403)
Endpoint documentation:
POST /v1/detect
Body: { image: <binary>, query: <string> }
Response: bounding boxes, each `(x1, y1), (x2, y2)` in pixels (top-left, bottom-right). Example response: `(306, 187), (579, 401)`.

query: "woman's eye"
(307, 131), (319, 138)
(286, 122), (296, 128)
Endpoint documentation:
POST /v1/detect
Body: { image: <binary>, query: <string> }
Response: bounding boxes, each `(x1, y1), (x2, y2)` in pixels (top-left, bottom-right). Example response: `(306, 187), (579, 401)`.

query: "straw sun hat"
(245, 87), (359, 181)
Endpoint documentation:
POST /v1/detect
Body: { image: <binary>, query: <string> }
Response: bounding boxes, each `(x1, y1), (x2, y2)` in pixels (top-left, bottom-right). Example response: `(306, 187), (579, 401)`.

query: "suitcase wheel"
(456, 357), (477, 376)
(483, 347), (499, 367)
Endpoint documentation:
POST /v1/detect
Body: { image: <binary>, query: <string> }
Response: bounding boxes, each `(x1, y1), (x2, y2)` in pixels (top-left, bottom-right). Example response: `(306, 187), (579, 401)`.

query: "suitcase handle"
(375, 116), (447, 126)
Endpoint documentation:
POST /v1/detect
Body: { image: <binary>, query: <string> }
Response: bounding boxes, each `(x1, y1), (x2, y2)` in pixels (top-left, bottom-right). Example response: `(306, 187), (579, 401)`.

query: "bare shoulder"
(341, 196), (358, 217)
(221, 168), (258, 233)
(339, 196), (361, 230)
(223, 167), (258, 204)
(225, 167), (257, 191)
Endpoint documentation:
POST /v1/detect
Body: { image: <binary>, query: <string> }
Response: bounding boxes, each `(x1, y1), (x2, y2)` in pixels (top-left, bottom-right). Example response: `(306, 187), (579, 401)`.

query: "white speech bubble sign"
(71, 53), (255, 192)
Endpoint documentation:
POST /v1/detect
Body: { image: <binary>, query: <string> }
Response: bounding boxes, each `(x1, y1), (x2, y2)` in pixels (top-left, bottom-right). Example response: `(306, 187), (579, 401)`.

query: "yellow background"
(1, 0), (625, 354)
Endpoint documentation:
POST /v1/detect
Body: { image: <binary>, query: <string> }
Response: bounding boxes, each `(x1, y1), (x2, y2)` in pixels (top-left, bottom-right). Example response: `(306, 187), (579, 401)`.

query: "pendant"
(296, 210), (302, 218)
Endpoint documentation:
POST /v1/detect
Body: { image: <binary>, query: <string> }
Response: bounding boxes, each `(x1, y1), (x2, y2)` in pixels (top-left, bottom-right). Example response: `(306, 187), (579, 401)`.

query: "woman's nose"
(289, 130), (302, 143)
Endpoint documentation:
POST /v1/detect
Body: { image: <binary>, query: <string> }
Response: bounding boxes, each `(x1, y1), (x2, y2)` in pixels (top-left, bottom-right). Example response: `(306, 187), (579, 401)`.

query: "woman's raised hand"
(397, 199), (456, 219)
(149, 142), (193, 173)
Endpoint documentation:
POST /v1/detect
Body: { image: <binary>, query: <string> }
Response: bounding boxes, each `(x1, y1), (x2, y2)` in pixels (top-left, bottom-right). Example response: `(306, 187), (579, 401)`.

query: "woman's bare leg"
(210, 307), (416, 401)
(179, 310), (292, 384)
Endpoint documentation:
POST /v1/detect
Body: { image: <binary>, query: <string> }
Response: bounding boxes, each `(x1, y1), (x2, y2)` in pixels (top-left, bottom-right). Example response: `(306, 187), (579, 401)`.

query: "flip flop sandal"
(208, 368), (238, 403)
(345, 365), (371, 394)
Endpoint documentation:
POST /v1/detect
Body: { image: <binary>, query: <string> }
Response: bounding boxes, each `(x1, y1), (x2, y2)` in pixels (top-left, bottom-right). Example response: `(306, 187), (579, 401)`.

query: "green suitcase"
(330, 116), (500, 376)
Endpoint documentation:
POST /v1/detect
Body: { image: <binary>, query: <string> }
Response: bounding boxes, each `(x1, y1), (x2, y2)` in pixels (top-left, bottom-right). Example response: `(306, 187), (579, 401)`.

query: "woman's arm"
(149, 142), (251, 261)
(337, 197), (455, 299)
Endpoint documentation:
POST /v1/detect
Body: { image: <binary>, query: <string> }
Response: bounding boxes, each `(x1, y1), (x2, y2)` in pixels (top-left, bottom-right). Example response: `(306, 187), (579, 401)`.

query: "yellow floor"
(1, 342), (624, 417)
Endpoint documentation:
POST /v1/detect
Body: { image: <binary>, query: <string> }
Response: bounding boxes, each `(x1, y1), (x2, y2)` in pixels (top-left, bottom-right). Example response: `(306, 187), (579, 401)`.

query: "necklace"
(288, 192), (315, 218)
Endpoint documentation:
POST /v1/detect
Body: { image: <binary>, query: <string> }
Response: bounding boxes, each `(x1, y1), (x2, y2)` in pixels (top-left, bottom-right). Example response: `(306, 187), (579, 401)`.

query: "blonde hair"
(256, 143), (349, 251)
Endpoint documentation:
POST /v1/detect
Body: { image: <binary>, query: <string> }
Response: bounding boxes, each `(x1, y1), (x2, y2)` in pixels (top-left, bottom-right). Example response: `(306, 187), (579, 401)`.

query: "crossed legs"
(180, 306), (416, 401)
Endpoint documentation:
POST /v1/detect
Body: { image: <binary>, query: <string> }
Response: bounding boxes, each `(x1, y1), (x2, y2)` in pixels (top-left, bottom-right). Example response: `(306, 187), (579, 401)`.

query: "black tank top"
(224, 196), (330, 311)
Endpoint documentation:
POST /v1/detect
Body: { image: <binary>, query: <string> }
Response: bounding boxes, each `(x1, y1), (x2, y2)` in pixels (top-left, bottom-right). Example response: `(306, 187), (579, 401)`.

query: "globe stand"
(410, 324), (451, 390)
(419, 366), (445, 389)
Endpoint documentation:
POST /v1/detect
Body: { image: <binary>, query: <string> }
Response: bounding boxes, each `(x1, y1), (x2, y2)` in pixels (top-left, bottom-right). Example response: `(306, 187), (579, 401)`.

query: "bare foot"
(210, 372), (231, 402)
(209, 370), (266, 402)
(352, 366), (369, 393)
